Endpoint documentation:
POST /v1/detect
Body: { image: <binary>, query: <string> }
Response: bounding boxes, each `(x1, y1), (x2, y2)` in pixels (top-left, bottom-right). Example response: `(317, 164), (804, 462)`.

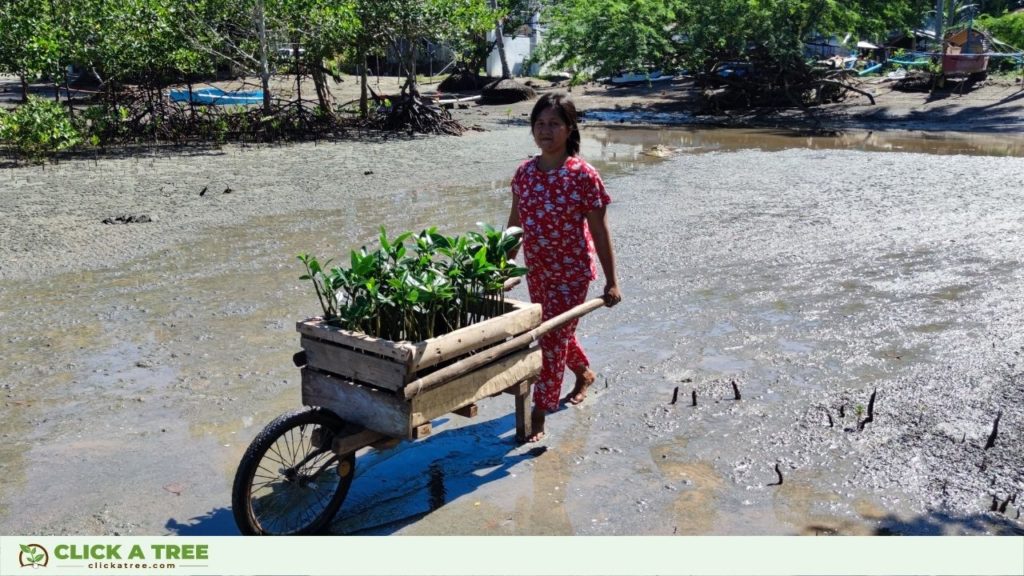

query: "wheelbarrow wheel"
(232, 407), (356, 535)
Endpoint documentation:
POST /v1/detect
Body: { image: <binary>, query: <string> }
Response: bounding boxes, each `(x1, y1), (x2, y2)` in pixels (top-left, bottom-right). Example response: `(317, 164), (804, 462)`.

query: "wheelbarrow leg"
(512, 378), (533, 443)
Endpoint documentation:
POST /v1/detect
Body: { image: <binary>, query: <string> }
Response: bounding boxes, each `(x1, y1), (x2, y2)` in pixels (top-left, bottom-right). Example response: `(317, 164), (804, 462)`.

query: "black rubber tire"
(232, 407), (356, 535)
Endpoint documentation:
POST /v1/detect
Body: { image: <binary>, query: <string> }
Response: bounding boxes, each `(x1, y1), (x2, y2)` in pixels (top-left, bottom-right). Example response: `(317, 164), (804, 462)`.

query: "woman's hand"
(603, 283), (622, 307)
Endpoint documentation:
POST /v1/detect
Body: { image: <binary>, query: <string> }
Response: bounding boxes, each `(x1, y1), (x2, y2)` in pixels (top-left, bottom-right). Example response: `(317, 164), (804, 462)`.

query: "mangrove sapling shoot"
(691, 390), (697, 407)
(732, 380), (741, 400)
(298, 224), (526, 342)
(671, 387), (679, 405)
(857, 389), (877, 431)
(770, 463), (784, 486)
(984, 411), (1002, 450)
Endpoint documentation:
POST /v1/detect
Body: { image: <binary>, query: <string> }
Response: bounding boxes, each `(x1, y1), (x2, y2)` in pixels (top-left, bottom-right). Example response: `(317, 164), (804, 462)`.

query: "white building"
(486, 13), (544, 77)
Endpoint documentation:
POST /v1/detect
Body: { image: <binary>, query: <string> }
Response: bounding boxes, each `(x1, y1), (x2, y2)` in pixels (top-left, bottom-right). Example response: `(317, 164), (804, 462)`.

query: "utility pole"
(934, 0), (944, 49)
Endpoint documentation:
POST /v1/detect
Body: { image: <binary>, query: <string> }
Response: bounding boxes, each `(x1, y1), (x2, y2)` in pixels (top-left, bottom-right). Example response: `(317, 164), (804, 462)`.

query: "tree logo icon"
(18, 544), (49, 568)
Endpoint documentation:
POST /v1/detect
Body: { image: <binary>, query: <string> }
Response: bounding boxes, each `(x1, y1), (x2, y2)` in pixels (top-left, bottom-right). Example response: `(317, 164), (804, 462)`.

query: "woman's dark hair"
(529, 92), (581, 156)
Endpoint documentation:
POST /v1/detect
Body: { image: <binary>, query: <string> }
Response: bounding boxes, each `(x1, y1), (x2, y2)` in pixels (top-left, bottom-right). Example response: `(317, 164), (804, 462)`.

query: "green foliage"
(536, 0), (682, 77)
(298, 224), (527, 342)
(536, 0), (925, 77)
(978, 12), (1024, 49)
(0, 97), (82, 161)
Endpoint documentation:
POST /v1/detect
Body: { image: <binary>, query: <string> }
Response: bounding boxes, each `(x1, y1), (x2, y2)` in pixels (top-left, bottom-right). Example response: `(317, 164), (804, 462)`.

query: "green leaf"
(20, 544), (33, 554)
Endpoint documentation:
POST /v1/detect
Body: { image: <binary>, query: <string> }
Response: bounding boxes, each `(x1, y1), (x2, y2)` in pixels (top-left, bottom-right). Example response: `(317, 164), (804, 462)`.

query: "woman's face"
(532, 106), (570, 156)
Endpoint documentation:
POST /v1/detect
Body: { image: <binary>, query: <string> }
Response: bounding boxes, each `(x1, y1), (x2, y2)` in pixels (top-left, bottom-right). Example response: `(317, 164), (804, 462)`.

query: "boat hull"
(942, 54), (989, 75)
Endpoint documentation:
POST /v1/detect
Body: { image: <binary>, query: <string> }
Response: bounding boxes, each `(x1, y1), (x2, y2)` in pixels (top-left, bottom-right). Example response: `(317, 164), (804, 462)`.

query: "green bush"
(978, 12), (1024, 51)
(0, 97), (82, 161)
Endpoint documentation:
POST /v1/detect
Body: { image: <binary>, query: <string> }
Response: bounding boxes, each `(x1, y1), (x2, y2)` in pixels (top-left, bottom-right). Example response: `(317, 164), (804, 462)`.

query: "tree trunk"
(62, 66), (74, 118)
(312, 66), (332, 116)
(495, 21), (511, 79)
(405, 39), (418, 97)
(490, 0), (511, 79)
(19, 74), (28, 103)
(293, 39), (302, 118)
(359, 50), (369, 117)
(256, 0), (272, 114)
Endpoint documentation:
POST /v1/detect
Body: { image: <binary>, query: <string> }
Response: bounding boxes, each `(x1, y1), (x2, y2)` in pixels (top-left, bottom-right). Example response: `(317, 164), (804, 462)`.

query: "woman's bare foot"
(564, 368), (596, 405)
(526, 409), (546, 442)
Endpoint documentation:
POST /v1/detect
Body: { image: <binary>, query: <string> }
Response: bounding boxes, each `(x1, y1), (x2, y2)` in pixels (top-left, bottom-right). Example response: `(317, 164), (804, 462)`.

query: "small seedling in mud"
(854, 404), (865, 419)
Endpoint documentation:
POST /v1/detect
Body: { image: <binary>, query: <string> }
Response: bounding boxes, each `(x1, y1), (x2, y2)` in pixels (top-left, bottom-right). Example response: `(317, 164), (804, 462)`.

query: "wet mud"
(1, 126), (1023, 536)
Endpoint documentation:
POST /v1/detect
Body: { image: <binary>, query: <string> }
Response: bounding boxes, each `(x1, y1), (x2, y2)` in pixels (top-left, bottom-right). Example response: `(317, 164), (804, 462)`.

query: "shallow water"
(1, 126), (1022, 536)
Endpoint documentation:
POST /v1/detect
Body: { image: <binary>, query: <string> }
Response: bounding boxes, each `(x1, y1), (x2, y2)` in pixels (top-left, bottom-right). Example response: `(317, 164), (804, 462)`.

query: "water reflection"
(581, 125), (1024, 158)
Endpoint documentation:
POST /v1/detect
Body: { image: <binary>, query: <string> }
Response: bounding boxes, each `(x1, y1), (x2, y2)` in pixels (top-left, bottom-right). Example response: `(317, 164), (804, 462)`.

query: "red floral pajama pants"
(528, 274), (591, 413)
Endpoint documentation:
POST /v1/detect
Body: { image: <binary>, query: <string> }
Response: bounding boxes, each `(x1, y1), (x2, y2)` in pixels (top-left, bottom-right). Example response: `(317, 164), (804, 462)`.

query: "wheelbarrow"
(231, 294), (607, 535)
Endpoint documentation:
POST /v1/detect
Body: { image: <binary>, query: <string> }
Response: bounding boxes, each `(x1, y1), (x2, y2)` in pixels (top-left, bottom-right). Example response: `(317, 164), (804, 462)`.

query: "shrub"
(0, 97), (82, 161)
(977, 13), (1024, 51)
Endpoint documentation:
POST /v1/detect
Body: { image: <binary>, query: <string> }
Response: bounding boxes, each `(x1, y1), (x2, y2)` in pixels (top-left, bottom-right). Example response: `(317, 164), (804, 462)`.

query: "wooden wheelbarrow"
(231, 293), (606, 535)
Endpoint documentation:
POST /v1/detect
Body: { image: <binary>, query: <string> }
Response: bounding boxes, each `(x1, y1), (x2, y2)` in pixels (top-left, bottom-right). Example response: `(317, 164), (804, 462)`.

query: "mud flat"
(1, 124), (1022, 536)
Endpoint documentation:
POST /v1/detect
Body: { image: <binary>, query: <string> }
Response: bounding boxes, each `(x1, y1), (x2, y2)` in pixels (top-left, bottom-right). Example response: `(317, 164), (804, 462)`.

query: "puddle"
(580, 124), (1024, 157)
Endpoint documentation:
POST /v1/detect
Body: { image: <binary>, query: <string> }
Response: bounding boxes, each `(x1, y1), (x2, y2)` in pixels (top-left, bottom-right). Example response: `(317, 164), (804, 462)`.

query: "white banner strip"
(2, 536), (1022, 576)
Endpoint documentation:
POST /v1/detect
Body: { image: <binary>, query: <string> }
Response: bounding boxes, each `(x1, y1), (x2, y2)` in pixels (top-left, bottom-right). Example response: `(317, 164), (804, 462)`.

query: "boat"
(168, 87), (264, 106)
(606, 70), (673, 85)
(942, 27), (990, 77)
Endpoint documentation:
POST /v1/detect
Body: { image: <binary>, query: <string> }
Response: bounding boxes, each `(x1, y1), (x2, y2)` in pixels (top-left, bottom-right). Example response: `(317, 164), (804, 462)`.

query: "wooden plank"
(453, 403), (478, 418)
(296, 319), (414, 364)
(301, 336), (408, 391)
(332, 428), (388, 456)
(412, 422), (432, 439)
(409, 347), (541, 429)
(410, 299), (541, 371)
(405, 298), (604, 399)
(370, 437), (402, 451)
(514, 380), (532, 443)
(301, 369), (410, 438)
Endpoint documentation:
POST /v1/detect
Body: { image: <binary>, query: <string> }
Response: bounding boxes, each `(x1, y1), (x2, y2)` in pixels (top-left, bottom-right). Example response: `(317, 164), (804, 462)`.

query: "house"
(486, 13), (544, 77)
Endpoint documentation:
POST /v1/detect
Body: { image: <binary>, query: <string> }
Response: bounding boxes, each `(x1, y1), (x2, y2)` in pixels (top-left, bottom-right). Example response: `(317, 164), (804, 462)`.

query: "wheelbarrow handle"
(532, 297), (606, 340)
(404, 297), (607, 400)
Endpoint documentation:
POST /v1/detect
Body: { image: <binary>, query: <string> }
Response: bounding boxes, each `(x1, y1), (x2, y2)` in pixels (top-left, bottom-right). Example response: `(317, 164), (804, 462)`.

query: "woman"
(507, 92), (622, 442)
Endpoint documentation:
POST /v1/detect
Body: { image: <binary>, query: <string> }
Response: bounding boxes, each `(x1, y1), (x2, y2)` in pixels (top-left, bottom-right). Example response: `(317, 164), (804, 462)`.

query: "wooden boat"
(943, 28), (990, 77)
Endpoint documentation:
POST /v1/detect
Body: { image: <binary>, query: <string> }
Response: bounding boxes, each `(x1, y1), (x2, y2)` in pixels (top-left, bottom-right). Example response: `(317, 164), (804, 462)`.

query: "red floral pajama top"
(511, 156), (611, 282)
